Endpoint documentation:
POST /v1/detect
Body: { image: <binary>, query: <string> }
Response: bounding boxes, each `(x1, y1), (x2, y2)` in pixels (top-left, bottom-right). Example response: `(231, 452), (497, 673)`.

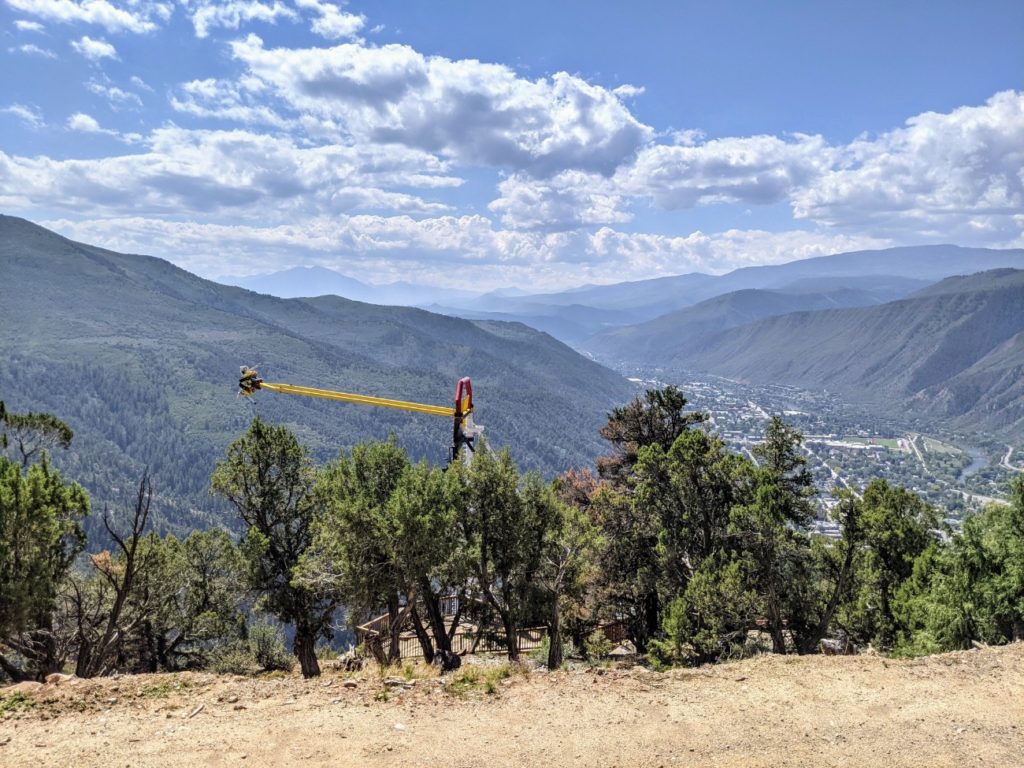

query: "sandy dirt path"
(2, 643), (1023, 768)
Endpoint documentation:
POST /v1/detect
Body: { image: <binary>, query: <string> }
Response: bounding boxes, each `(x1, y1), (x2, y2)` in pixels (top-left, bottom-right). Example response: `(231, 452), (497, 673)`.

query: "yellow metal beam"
(259, 381), (454, 418)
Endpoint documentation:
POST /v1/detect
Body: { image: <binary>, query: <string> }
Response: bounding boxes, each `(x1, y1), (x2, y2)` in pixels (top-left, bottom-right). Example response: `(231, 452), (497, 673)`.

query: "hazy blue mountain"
(584, 285), (906, 360)
(425, 302), (645, 346)
(0, 216), (631, 535)
(220, 265), (479, 306)
(222, 266), (375, 301)
(630, 269), (1024, 438)
(442, 246), (1024, 344)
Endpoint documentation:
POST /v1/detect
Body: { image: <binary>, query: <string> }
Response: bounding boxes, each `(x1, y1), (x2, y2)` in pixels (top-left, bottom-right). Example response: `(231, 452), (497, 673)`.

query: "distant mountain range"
(0, 216), (632, 534)
(592, 269), (1024, 439)
(218, 246), (1024, 347)
(434, 245), (1024, 343)
(220, 265), (478, 306)
(584, 280), (926, 361)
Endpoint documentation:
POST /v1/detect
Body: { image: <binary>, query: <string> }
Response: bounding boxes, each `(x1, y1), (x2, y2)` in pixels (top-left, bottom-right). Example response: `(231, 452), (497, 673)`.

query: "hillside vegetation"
(592, 269), (1024, 439)
(585, 285), (907, 360)
(0, 216), (631, 533)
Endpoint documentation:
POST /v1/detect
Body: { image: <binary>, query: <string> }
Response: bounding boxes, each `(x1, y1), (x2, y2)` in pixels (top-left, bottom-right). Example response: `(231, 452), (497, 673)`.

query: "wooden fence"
(387, 627), (547, 659)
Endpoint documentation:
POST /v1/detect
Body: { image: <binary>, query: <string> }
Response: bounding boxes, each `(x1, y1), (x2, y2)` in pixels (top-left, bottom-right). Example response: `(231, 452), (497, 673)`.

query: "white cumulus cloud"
(5, 0), (166, 33)
(0, 126), (461, 220)
(71, 35), (117, 60)
(34, 214), (894, 291)
(187, 0), (296, 38)
(228, 35), (653, 177)
(1, 103), (45, 128)
(14, 19), (45, 31)
(489, 171), (632, 231)
(617, 134), (835, 209)
(294, 0), (364, 39)
(8, 43), (58, 58)
(65, 111), (128, 139)
(86, 77), (143, 108)
(792, 89), (1024, 245)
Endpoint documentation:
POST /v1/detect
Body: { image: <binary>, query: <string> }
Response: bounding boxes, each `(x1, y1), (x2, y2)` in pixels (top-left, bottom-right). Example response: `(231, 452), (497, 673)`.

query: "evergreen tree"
(210, 417), (334, 678)
(454, 448), (562, 661)
(0, 455), (88, 680)
(839, 479), (940, 650)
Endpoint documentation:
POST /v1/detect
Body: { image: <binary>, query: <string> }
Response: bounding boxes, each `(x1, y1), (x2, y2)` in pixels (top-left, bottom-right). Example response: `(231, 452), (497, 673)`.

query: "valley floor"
(2, 644), (1023, 768)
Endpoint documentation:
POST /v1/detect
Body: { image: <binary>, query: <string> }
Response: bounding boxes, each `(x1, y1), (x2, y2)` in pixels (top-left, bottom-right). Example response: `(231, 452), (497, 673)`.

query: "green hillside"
(614, 269), (1024, 438)
(0, 216), (632, 535)
(584, 286), (901, 360)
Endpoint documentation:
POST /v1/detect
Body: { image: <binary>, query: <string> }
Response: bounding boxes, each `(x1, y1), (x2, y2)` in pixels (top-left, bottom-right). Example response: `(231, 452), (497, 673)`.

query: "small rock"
(0, 736), (11, 746)
(107, 698), (118, 706)
(282, 699), (296, 705)
(186, 704), (205, 719)
(233, 704), (247, 711)
(225, 695), (239, 704)
(393, 723), (406, 731)
(322, 680), (333, 687)
(343, 681), (358, 689)
(45, 673), (77, 685)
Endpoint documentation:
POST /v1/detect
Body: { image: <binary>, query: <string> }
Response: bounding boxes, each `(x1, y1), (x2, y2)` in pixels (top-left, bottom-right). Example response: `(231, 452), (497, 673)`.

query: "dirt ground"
(2, 643), (1022, 768)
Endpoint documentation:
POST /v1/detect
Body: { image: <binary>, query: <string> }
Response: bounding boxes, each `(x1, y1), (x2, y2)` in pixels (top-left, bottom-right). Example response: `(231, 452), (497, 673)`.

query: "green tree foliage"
(452, 448), (564, 662)
(299, 439), (461, 664)
(894, 477), (1024, 654)
(630, 428), (747, 653)
(1, 408), (73, 469)
(838, 479), (941, 649)
(597, 386), (706, 485)
(129, 529), (248, 671)
(385, 458), (466, 661)
(535, 498), (600, 669)
(588, 387), (708, 652)
(729, 418), (816, 654)
(0, 455), (88, 680)
(655, 557), (760, 665)
(210, 417), (335, 678)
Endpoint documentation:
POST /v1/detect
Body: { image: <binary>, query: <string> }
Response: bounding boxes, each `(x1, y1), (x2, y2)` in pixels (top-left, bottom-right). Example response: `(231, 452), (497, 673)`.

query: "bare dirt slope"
(2, 644), (1023, 768)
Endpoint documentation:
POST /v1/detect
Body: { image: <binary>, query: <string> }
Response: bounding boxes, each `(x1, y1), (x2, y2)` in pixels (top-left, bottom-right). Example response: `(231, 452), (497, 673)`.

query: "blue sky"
(1, 1), (1021, 290)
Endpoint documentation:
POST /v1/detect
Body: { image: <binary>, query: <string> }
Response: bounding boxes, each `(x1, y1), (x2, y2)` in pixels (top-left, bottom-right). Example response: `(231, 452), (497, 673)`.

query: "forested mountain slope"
(615, 269), (1024, 437)
(584, 285), (905, 359)
(0, 216), (631, 534)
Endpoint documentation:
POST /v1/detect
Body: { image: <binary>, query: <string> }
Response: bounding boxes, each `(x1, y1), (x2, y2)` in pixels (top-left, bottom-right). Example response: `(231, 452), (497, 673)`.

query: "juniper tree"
(211, 417), (334, 678)
(0, 454), (88, 680)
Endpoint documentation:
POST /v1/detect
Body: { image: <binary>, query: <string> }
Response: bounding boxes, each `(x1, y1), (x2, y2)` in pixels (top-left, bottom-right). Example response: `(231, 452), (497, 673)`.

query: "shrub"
(249, 624), (294, 672)
(209, 643), (256, 676)
(315, 642), (339, 660)
(529, 635), (551, 663)
(584, 629), (613, 662)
